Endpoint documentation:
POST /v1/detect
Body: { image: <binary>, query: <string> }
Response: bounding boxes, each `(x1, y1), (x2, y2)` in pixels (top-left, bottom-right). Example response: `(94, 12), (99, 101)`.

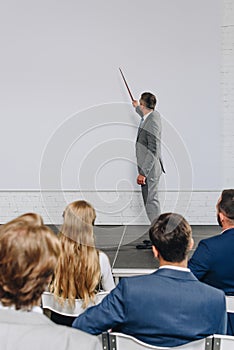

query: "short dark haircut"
(217, 189), (234, 220)
(141, 92), (157, 110)
(149, 213), (192, 262)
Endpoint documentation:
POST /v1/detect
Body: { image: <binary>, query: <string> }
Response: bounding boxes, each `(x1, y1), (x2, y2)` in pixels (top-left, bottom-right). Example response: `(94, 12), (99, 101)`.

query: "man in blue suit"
(189, 189), (234, 334)
(73, 213), (226, 347)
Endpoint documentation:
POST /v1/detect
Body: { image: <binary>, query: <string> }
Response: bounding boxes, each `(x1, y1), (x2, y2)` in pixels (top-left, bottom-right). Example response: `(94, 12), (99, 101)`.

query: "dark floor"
(49, 224), (220, 270)
(94, 225), (220, 270)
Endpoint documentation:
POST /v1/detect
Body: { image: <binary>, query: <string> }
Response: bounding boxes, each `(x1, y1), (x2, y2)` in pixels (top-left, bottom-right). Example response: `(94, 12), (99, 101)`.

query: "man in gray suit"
(133, 92), (164, 223)
(0, 218), (101, 350)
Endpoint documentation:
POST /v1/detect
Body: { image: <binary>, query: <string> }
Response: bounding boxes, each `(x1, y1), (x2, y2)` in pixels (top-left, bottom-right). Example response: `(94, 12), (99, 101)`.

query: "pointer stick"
(119, 68), (134, 102)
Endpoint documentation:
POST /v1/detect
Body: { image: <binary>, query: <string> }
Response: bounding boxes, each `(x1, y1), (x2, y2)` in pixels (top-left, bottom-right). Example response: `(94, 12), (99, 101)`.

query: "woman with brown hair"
(49, 200), (115, 323)
(0, 220), (100, 350)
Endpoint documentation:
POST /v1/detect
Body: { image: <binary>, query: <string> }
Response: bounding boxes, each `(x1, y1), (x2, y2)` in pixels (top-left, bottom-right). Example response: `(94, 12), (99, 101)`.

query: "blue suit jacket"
(189, 228), (234, 335)
(72, 268), (226, 347)
(189, 228), (234, 293)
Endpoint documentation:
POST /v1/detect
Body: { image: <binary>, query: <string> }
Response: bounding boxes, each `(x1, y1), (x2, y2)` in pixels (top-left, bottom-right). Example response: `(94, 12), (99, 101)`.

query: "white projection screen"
(0, 0), (221, 191)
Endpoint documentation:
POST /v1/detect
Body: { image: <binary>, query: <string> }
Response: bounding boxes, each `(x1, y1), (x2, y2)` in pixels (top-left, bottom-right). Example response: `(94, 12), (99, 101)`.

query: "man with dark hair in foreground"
(73, 213), (226, 347)
(189, 189), (234, 334)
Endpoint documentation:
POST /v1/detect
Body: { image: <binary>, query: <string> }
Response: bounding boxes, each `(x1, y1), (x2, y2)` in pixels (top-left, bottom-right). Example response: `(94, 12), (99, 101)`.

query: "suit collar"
(142, 111), (153, 125)
(0, 302), (42, 314)
(221, 227), (234, 235)
(137, 112), (153, 139)
(158, 265), (190, 272)
(0, 308), (52, 326)
(142, 111), (152, 121)
(153, 267), (198, 281)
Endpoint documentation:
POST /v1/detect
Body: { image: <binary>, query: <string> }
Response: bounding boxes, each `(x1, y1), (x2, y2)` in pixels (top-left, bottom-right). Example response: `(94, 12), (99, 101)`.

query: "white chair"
(213, 334), (234, 350)
(225, 296), (234, 313)
(42, 291), (109, 317)
(105, 332), (213, 350)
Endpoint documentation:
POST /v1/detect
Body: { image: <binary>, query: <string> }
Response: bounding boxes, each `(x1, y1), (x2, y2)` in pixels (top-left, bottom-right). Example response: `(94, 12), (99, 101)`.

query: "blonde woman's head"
(51, 200), (100, 308)
(61, 200), (96, 246)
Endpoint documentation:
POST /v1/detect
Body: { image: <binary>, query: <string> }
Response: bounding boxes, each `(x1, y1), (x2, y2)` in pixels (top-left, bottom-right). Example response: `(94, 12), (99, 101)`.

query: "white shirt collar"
(142, 111), (152, 121)
(159, 265), (190, 272)
(221, 227), (234, 234)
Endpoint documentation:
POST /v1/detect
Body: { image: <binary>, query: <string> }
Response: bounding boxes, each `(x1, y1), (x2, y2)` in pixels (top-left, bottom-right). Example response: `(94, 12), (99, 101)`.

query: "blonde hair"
(50, 200), (101, 308)
(0, 221), (60, 310)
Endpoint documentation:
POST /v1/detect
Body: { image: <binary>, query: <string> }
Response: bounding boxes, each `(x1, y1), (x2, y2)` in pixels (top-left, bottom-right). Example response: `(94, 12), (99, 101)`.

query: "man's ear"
(189, 238), (194, 251)
(152, 245), (159, 258)
(219, 212), (225, 223)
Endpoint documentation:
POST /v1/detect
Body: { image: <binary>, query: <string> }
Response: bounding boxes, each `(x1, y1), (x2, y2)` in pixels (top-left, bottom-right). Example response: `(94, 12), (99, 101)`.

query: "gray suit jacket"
(0, 309), (101, 350)
(135, 106), (163, 178)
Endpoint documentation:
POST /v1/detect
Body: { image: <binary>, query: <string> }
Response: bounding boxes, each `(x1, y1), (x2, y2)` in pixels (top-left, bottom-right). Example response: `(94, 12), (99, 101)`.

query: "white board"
(0, 0), (221, 190)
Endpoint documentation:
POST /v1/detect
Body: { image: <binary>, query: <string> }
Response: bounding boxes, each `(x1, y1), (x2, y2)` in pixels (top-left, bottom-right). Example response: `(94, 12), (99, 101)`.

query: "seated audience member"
(49, 200), (115, 326)
(72, 213), (226, 347)
(189, 189), (234, 334)
(0, 220), (101, 350)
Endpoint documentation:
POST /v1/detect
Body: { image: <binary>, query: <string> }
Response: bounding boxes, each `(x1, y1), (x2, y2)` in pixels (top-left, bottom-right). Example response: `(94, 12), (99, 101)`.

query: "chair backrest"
(213, 334), (234, 350)
(42, 291), (109, 317)
(225, 296), (234, 313)
(105, 333), (213, 350)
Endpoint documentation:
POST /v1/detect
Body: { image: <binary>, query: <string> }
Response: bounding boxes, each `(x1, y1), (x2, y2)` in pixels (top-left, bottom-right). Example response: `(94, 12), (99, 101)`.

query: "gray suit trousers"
(141, 170), (161, 223)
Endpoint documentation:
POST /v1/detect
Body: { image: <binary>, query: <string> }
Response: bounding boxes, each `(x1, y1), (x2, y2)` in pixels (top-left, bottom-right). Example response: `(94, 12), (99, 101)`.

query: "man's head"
(0, 221), (61, 310)
(149, 213), (193, 265)
(140, 92), (157, 112)
(216, 189), (234, 229)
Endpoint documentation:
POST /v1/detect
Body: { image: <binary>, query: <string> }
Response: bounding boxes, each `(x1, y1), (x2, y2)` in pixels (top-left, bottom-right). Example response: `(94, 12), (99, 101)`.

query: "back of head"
(51, 200), (100, 308)
(149, 213), (192, 262)
(17, 212), (44, 225)
(141, 92), (157, 110)
(0, 221), (60, 310)
(217, 189), (234, 223)
(62, 200), (96, 245)
(5, 212), (44, 226)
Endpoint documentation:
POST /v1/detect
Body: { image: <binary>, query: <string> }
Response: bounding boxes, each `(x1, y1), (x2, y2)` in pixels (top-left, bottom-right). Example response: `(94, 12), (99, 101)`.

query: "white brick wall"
(0, 190), (221, 225)
(0, 0), (233, 226)
(222, 0), (234, 186)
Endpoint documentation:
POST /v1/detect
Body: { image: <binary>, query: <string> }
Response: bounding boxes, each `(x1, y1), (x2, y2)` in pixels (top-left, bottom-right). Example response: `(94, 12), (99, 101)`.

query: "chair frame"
(103, 332), (213, 350)
(213, 334), (234, 350)
(42, 291), (109, 317)
(225, 295), (234, 313)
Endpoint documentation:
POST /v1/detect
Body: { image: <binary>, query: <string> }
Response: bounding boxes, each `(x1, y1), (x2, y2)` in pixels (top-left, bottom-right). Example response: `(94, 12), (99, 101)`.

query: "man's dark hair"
(149, 213), (192, 262)
(141, 92), (157, 110)
(217, 189), (234, 220)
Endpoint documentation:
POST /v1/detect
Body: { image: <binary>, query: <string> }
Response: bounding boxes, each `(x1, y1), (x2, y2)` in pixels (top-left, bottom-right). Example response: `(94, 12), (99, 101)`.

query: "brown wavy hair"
(4, 212), (44, 226)
(50, 200), (101, 308)
(0, 221), (61, 310)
